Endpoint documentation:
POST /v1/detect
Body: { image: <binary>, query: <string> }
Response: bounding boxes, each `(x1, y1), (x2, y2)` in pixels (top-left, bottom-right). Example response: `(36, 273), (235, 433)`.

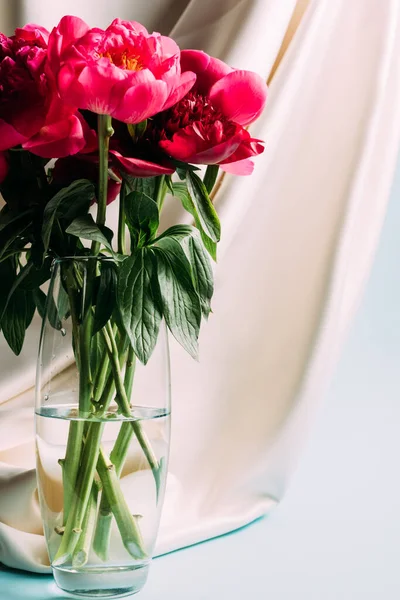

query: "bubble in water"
(44, 394), (49, 401)
(60, 328), (67, 337)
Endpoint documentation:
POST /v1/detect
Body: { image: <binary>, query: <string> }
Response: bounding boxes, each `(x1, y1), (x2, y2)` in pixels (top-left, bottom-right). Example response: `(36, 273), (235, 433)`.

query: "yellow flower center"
(102, 50), (143, 71)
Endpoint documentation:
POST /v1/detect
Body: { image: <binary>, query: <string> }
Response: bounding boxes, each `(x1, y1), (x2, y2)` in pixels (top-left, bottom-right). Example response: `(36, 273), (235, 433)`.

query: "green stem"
(92, 325), (118, 405)
(93, 349), (136, 559)
(61, 269), (85, 525)
(54, 423), (104, 565)
(124, 345), (136, 399)
(72, 482), (99, 568)
(118, 181), (127, 255)
(61, 420), (85, 527)
(155, 175), (167, 210)
(92, 114), (113, 256)
(78, 310), (93, 417)
(92, 357), (111, 405)
(96, 446), (147, 559)
(102, 323), (132, 416)
(102, 324), (160, 479)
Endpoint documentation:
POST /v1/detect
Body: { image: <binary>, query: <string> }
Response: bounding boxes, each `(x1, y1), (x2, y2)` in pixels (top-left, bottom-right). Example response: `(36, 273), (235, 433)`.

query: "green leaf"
(173, 162), (200, 181)
(90, 330), (109, 380)
(123, 175), (157, 199)
(153, 237), (201, 358)
(0, 217), (31, 262)
(0, 207), (33, 233)
(165, 175), (174, 195)
(47, 280), (70, 330)
(203, 165), (219, 195)
(153, 224), (194, 243)
(0, 258), (17, 318)
(199, 230), (217, 261)
(19, 257), (52, 290)
(1, 288), (35, 355)
(66, 215), (114, 252)
(172, 182), (217, 260)
(153, 226), (214, 319)
(42, 179), (95, 251)
(25, 290), (36, 329)
(117, 248), (163, 364)
(124, 191), (159, 247)
(185, 233), (214, 318)
(93, 262), (118, 334)
(33, 288), (47, 319)
(186, 171), (221, 243)
(0, 262), (35, 323)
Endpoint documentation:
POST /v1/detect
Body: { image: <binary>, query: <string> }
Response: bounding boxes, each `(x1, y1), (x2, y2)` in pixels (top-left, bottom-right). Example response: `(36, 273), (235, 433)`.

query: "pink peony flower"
(0, 152), (8, 183)
(157, 50), (267, 175)
(109, 121), (175, 178)
(0, 24), (93, 158)
(48, 16), (196, 124)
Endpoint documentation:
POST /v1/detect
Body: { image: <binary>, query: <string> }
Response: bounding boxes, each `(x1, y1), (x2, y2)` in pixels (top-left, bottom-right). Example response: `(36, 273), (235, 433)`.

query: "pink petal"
(108, 19), (149, 36)
(55, 15), (89, 44)
(0, 152), (9, 183)
(180, 50), (233, 95)
(57, 62), (86, 106)
(75, 63), (126, 114)
(220, 159), (255, 176)
(161, 71), (196, 111)
(15, 23), (50, 44)
(23, 114), (87, 158)
(159, 35), (180, 58)
(0, 118), (27, 151)
(159, 125), (242, 165)
(180, 50), (210, 74)
(110, 150), (174, 177)
(107, 180), (121, 204)
(111, 77), (168, 123)
(221, 136), (265, 164)
(48, 15), (89, 71)
(209, 70), (267, 126)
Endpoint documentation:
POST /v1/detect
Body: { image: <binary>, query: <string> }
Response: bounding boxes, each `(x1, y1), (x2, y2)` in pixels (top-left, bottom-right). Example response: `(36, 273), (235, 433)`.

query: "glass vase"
(35, 257), (171, 598)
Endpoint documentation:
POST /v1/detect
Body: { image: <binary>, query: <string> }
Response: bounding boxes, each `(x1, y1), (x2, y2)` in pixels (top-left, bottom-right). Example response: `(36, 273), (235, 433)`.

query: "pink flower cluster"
(0, 16), (267, 187)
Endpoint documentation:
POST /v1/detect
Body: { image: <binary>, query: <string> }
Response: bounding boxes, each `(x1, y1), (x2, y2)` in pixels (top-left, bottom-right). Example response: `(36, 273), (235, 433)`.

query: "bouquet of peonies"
(0, 16), (267, 358)
(0, 15), (267, 586)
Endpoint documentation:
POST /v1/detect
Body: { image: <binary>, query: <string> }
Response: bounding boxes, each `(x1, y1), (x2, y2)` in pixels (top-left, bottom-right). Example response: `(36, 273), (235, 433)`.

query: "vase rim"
(53, 255), (116, 263)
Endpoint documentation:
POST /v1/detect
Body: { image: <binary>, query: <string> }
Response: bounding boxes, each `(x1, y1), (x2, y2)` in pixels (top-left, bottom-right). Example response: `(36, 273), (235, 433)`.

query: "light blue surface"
(2, 155), (400, 599)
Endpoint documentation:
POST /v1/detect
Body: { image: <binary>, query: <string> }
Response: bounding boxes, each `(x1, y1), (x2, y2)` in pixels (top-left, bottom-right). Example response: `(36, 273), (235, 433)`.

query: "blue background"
(1, 155), (400, 599)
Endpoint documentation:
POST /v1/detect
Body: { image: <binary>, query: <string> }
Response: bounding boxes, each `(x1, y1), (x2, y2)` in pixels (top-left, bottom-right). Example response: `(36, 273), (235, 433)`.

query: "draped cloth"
(0, 0), (399, 573)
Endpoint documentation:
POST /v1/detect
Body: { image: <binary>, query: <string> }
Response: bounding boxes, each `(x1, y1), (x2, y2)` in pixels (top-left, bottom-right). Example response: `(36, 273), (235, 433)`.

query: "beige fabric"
(0, 0), (400, 573)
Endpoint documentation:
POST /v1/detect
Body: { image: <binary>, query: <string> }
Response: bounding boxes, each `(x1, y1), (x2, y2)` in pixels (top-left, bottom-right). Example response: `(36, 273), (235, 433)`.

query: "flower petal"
(75, 63), (126, 114)
(48, 15), (89, 73)
(15, 23), (50, 45)
(159, 124), (242, 165)
(23, 114), (87, 158)
(0, 119), (27, 151)
(220, 159), (255, 176)
(180, 50), (233, 95)
(221, 136), (265, 164)
(162, 71), (196, 111)
(111, 78), (168, 123)
(107, 19), (149, 36)
(209, 70), (268, 126)
(107, 180), (122, 204)
(180, 49), (210, 74)
(110, 150), (174, 177)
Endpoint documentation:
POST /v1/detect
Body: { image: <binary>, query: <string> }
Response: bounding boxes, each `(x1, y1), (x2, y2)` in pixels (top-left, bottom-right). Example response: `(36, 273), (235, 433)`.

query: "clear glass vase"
(35, 257), (171, 598)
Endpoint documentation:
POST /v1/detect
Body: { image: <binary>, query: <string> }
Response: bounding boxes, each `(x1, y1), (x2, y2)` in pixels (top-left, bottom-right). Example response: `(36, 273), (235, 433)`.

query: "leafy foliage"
(0, 155), (219, 361)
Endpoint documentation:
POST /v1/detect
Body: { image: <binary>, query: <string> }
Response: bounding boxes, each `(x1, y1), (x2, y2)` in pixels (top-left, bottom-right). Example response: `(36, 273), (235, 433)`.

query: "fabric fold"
(0, 0), (399, 573)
